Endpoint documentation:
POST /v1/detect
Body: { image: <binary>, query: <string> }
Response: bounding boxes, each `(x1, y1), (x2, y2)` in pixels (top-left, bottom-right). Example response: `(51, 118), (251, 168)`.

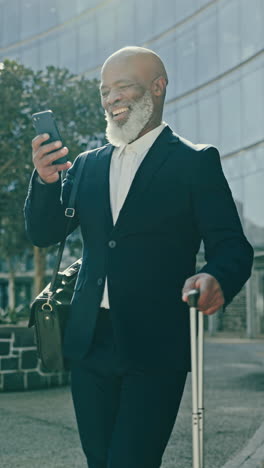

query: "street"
(0, 337), (264, 468)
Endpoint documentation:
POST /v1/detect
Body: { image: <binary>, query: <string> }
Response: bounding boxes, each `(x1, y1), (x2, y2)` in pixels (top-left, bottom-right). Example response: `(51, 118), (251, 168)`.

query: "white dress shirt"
(100, 122), (167, 309)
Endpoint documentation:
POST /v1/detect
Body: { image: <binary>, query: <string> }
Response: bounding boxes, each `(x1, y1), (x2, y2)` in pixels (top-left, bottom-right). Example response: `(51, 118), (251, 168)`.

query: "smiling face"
(101, 58), (149, 123)
(100, 49), (167, 145)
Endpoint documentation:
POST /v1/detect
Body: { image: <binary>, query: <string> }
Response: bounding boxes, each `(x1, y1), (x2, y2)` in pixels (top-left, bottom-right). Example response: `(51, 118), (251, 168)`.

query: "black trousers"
(70, 308), (187, 468)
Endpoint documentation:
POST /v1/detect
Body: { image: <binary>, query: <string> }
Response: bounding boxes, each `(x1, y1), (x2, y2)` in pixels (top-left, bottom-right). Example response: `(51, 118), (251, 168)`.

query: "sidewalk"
(221, 420), (264, 468)
(163, 336), (264, 468)
(0, 336), (263, 467)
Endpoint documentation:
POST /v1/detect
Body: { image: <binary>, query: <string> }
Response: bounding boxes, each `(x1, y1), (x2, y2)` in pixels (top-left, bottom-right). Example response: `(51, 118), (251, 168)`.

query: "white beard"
(105, 90), (154, 146)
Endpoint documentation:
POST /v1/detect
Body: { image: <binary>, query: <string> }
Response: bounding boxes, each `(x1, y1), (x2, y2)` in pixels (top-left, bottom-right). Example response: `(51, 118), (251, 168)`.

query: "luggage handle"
(187, 289), (204, 468)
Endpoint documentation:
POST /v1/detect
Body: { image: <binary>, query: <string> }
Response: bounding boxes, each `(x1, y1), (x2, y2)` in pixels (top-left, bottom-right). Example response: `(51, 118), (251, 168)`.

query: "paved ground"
(0, 336), (264, 468)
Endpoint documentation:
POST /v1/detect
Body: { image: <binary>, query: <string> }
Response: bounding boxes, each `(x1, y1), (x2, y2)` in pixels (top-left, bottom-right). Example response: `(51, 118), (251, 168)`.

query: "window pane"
(58, 27), (77, 72)
(116, 1), (136, 48)
(96, 5), (116, 60)
(197, 8), (218, 85)
(198, 89), (220, 147)
(135, 0), (154, 43)
(220, 79), (241, 155)
(39, 0), (58, 32)
(21, 42), (40, 70)
(56, 0), (78, 23)
(77, 0), (99, 14)
(20, 0), (40, 41)
(241, 0), (264, 60)
(77, 18), (96, 73)
(175, 26), (197, 95)
(218, 0), (240, 72)
(176, 100), (198, 142)
(2, 0), (21, 47)
(155, 37), (176, 101)
(241, 66), (264, 148)
(39, 34), (58, 69)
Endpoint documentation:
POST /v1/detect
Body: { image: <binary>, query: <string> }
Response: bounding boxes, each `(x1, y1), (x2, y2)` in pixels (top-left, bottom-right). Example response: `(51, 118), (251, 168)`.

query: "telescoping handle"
(187, 289), (204, 468)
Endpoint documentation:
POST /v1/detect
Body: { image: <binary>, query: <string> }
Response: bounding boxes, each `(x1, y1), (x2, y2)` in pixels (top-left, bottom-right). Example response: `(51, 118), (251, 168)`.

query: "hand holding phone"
(31, 110), (71, 183)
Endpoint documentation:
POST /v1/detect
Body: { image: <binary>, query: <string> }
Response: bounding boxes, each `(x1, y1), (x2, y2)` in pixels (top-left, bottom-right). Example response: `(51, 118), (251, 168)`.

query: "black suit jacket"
(24, 126), (253, 371)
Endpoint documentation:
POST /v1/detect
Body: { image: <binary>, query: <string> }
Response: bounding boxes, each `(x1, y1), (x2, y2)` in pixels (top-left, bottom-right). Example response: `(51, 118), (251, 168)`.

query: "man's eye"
(101, 91), (109, 97)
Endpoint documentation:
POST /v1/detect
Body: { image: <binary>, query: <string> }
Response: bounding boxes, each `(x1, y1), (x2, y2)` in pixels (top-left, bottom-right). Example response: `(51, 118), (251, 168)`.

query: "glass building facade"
(1, 0), (264, 334)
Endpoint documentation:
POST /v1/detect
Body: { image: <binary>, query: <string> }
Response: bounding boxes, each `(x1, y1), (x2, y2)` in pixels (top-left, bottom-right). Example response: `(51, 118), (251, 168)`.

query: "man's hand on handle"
(182, 273), (225, 315)
(32, 134), (72, 184)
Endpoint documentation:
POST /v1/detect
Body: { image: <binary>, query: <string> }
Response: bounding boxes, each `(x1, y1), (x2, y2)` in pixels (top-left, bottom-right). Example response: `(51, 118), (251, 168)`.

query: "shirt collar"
(115, 122), (167, 159)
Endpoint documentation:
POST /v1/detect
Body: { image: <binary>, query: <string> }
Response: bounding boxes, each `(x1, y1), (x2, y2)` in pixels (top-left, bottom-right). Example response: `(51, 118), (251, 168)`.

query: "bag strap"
(49, 153), (88, 293)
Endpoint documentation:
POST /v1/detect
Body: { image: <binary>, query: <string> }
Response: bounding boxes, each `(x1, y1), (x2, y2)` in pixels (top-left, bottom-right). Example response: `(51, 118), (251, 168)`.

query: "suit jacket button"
(108, 240), (116, 248)
(97, 278), (103, 286)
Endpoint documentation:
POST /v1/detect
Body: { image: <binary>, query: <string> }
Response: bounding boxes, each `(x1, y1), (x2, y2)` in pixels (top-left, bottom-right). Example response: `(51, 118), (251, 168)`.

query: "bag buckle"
(41, 291), (53, 310)
(41, 302), (53, 312)
(65, 207), (75, 217)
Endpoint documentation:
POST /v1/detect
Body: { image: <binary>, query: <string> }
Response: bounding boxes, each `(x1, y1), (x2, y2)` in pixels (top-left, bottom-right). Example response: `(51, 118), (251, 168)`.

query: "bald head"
(102, 46), (168, 86)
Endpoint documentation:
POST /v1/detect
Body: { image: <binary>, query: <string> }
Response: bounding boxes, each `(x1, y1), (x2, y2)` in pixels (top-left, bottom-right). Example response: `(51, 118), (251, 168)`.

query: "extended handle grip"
(187, 289), (200, 308)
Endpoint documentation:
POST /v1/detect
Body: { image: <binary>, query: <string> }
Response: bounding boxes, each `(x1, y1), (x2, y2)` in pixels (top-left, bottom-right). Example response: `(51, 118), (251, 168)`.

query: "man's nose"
(106, 89), (122, 105)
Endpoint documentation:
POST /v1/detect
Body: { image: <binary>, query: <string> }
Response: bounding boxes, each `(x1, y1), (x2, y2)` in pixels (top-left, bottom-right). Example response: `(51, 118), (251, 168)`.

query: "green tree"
(0, 59), (106, 312)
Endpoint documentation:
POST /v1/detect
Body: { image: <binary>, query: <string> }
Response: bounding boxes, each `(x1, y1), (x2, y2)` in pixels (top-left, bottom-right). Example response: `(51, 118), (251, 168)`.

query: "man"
(24, 47), (253, 468)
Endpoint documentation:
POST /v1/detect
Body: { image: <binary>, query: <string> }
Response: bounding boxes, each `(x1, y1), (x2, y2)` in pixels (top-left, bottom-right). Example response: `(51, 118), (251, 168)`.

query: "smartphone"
(32, 110), (68, 165)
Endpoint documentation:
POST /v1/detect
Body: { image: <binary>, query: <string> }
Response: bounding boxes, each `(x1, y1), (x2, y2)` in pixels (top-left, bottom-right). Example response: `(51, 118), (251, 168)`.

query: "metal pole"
(190, 304), (200, 468)
(198, 311), (204, 468)
(187, 289), (204, 468)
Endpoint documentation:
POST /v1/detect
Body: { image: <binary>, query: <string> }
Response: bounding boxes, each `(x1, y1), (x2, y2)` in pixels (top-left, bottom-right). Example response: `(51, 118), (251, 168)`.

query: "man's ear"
(151, 76), (167, 96)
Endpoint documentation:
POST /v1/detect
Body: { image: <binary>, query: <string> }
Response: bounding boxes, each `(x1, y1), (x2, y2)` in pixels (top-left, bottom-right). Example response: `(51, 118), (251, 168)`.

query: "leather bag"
(28, 154), (87, 371)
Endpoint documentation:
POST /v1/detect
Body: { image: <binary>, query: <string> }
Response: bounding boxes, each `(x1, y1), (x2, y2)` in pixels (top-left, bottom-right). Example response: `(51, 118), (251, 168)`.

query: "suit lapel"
(113, 126), (179, 231)
(93, 126), (179, 233)
(94, 144), (115, 231)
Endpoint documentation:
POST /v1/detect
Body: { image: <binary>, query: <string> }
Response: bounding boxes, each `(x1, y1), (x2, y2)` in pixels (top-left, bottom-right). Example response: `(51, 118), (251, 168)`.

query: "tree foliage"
(0, 59), (106, 304)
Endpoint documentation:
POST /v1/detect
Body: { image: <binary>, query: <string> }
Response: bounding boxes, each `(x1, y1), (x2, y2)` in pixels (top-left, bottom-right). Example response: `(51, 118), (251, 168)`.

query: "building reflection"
(0, 0), (263, 335)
